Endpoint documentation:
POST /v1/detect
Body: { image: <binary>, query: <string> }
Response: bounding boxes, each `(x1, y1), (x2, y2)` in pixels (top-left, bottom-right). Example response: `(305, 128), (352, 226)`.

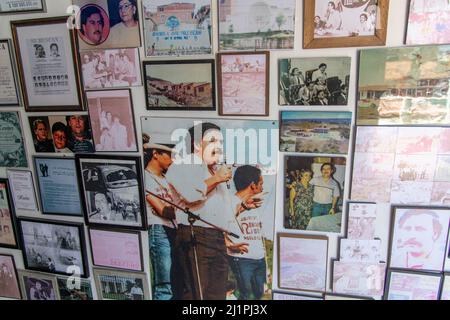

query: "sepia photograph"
(218, 52), (269, 116)
(19, 270), (59, 300)
(0, 254), (21, 299)
(279, 57), (351, 106)
(346, 202), (377, 240)
(57, 276), (94, 300)
(280, 111), (352, 154)
(18, 218), (89, 277)
(76, 155), (147, 230)
(142, 0), (212, 57)
(86, 89), (138, 152)
(357, 45), (450, 125)
(81, 48), (142, 89)
(385, 270), (442, 300)
(218, 0), (295, 51)
(0, 179), (19, 249)
(285, 156), (346, 233)
(143, 60), (215, 111)
(93, 268), (149, 300)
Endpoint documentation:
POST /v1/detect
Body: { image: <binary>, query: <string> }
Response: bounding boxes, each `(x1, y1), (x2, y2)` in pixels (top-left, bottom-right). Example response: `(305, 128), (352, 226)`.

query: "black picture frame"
(75, 154), (148, 231)
(143, 59), (216, 111)
(0, 178), (20, 249)
(88, 226), (144, 272)
(33, 156), (84, 217)
(0, 0), (46, 14)
(17, 217), (89, 278)
(0, 253), (22, 299)
(0, 39), (21, 107)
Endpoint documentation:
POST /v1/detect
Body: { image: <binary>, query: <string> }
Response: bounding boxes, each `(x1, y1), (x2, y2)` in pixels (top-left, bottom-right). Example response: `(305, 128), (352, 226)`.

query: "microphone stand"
(146, 190), (240, 300)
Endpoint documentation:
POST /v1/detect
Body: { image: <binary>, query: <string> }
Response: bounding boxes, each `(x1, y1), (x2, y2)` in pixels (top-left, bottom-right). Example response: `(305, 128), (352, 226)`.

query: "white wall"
(0, 0), (410, 299)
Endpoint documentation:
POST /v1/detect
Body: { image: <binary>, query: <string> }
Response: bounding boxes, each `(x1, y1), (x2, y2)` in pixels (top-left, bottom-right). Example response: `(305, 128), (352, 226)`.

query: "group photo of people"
(141, 119), (277, 300)
(285, 156), (346, 233)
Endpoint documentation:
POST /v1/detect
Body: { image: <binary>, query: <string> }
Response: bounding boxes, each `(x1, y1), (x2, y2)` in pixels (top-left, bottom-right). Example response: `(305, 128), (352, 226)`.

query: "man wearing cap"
(143, 137), (178, 300)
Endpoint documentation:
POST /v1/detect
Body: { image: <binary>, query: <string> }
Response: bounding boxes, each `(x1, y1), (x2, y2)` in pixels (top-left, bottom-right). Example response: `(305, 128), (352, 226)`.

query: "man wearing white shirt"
(110, 116), (128, 151)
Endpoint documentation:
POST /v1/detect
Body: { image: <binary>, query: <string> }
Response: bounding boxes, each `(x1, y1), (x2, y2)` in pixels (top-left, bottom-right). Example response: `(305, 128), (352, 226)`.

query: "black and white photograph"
(18, 218), (89, 277)
(57, 276), (94, 300)
(93, 268), (149, 300)
(18, 270), (59, 300)
(76, 155), (147, 230)
(279, 57), (351, 106)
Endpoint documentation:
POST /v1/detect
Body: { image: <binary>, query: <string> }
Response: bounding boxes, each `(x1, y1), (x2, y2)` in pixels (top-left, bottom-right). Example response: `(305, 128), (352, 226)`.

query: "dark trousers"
(172, 225), (228, 300)
(228, 256), (266, 300)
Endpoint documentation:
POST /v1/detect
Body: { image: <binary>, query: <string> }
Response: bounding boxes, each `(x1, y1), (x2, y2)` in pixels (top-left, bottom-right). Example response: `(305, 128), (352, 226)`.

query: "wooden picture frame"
(217, 51), (270, 116)
(0, 178), (20, 249)
(10, 16), (85, 112)
(0, 254), (22, 299)
(303, 0), (390, 49)
(18, 270), (60, 300)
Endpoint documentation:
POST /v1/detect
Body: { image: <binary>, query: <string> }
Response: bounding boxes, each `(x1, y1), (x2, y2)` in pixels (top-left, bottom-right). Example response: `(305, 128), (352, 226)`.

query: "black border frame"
(0, 39), (21, 107)
(0, 178), (20, 249)
(0, 254), (22, 299)
(142, 59), (216, 111)
(6, 169), (40, 212)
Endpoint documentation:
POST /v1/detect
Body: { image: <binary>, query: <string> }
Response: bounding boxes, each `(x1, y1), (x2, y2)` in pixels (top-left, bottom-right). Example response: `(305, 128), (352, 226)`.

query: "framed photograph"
(0, 254), (21, 299)
(7, 170), (39, 212)
(218, 0), (296, 51)
(405, 0), (450, 45)
(218, 52), (269, 116)
(81, 48), (142, 89)
(142, 0), (212, 57)
(18, 218), (89, 278)
(441, 274), (450, 300)
(284, 156), (346, 233)
(0, 179), (19, 249)
(278, 233), (328, 293)
(11, 17), (85, 112)
(74, 0), (141, 50)
(143, 59), (215, 111)
(18, 270), (59, 300)
(93, 267), (150, 300)
(357, 45), (450, 126)
(385, 269), (442, 300)
(0, 0), (46, 14)
(273, 291), (323, 300)
(280, 111), (352, 154)
(339, 239), (381, 263)
(303, 0), (389, 49)
(76, 154), (147, 230)
(346, 202), (377, 240)
(86, 89), (138, 152)
(0, 112), (28, 168)
(332, 261), (386, 298)
(57, 276), (94, 300)
(388, 206), (450, 272)
(279, 57), (351, 106)
(0, 39), (20, 106)
(33, 157), (83, 217)
(88, 227), (143, 271)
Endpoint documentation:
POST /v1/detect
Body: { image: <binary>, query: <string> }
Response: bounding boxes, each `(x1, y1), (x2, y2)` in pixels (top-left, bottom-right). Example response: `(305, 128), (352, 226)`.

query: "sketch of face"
(199, 129), (223, 166)
(35, 123), (48, 141)
(53, 130), (67, 150)
(95, 194), (109, 214)
(68, 116), (86, 137)
(118, 0), (136, 24)
(83, 13), (104, 44)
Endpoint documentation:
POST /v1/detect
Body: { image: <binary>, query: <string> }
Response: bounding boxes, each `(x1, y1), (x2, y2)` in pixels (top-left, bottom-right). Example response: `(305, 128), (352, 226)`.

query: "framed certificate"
(7, 169), (39, 212)
(0, 39), (20, 106)
(0, 0), (46, 14)
(11, 17), (85, 112)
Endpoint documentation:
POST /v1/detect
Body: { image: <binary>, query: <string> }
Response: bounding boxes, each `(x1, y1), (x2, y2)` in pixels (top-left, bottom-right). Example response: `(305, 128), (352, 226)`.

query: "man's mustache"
(398, 238), (422, 248)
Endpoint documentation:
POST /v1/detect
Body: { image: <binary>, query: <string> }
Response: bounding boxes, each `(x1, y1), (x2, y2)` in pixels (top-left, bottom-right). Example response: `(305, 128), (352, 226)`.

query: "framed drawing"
(339, 239), (381, 263)
(18, 270), (59, 300)
(279, 57), (351, 106)
(388, 206), (450, 272)
(0, 39), (20, 106)
(278, 233), (328, 293)
(11, 17), (85, 112)
(28, 115), (94, 154)
(357, 45), (450, 126)
(405, 0), (450, 45)
(88, 227), (143, 272)
(0, 254), (21, 299)
(7, 170), (39, 212)
(86, 89), (138, 152)
(0, 112), (28, 168)
(441, 274), (450, 300)
(74, 0), (141, 50)
(57, 276), (94, 300)
(385, 269), (442, 300)
(284, 156), (346, 233)
(143, 59), (215, 111)
(76, 154), (147, 230)
(218, 52), (269, 116)
(18, 218), (89, 278)
(346, 202), (377, 240)
(303, 0), (389, 49)
(280, 111), (352, 154)
(33, 157), (84, 217)
(93, 267), (150, 300)
(0, 179), (19, 249)
(218, 0), (296, 51)
(273, 291), (324, 300)
(0, 0), (46, 14)
(81, 48), (142, 89)
(142, 0), (212, 57)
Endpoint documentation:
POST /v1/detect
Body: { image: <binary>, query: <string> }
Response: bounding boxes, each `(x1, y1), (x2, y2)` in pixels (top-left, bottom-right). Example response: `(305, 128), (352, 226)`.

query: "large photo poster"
(142, 0), (212, 57)
(141, 117), (278, 300)
(0, 112), (27, 168)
